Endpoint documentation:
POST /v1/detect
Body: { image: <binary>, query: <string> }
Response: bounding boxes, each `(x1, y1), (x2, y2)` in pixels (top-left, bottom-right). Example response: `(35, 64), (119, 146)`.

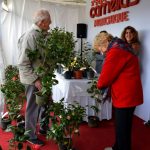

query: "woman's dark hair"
(121, 26), (140, 44)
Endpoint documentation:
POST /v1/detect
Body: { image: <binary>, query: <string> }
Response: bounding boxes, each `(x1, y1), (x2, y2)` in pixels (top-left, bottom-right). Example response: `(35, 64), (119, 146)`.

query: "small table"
(52, 73), (112, 121)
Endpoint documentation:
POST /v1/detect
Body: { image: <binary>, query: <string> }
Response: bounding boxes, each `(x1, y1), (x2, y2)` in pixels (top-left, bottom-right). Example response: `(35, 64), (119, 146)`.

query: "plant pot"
(73, 70), (83, 79)
(58, 143), (75, 150)
(82, 69), (87, 78)
(64, 71), (72, 79)
(9, 141), (27, 150)
(35, 92), (48, 106)
(58, 143), (67, 150)
(17, 142), (26, 150)
(58, 137), (74, 150)
(87, 69), (95, 80)
(16, 114), (25, 123)
(1, 117), (11, 130)
(88, 116), (99, 128)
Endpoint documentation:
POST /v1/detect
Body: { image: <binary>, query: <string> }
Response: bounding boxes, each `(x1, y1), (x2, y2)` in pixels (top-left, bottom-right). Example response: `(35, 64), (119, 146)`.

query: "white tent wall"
(0, 0), (86, 65)
(0, 0), (86, 120)
(0, 0), (5, 120)
(86, 0), (150, 122)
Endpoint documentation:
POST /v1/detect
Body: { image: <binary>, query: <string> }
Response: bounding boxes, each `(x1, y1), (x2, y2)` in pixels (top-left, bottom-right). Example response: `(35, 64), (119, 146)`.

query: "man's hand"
(34, 79), (42, 91)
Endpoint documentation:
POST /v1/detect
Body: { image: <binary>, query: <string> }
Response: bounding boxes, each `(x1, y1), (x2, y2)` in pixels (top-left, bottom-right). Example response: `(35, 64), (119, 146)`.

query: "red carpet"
(0, 116), (150, 150)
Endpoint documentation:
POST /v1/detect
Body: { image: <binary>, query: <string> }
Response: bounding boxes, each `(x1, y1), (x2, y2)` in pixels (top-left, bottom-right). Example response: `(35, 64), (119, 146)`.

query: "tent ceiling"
(40, 0), (86, 6)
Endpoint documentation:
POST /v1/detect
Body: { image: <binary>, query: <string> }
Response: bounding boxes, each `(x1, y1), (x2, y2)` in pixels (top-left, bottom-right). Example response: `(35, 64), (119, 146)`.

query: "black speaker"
(77, 23), (87, 38)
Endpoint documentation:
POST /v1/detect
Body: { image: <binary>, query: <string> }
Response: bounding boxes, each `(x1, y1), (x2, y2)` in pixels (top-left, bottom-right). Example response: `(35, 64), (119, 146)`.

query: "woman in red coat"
(96, 32), (143, 150)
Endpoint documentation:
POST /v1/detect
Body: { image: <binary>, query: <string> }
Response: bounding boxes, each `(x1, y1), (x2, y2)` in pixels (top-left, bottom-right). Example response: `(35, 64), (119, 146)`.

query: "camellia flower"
(67, 115), (71, 120)
(74, 129), (79, 133)
(32, 144), (41, 150)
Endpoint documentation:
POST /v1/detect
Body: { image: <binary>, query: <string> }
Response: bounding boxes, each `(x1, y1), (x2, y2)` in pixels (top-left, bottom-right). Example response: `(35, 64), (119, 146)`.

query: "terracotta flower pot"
(73, 70), (83, 79)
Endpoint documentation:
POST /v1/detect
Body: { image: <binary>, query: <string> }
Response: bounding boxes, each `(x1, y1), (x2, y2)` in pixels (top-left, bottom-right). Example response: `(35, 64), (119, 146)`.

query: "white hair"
(33, 9), (50, 24)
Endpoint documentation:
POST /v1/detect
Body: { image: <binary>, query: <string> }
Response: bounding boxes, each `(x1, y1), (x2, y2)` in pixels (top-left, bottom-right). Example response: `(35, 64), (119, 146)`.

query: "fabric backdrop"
(0, 0), (86, 120)
(0, 0), (86, 65)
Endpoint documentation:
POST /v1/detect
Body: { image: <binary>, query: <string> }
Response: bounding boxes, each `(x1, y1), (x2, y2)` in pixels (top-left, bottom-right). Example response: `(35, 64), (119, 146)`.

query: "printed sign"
(89, 0), (140, 27)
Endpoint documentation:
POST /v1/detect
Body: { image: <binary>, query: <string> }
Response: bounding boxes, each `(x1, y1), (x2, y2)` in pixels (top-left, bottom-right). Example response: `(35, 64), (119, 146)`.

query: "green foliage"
(65, 42), (95, 72)
(8, 125), (30, 150)
(81, 42), (95, 69)
(42, 27), (76, 66)
(69, 55), (83, 71)
(87, 77), (103, 116)
(1, 80), (25, 100)
(0, 66), (29, 149)
(87, 78), (103, 103)
(8, 125), (30, 142)
(27, 27), (76, 97)
(0, 65), (25, 120)
(4, 65), (19, 81)
(46, 99), (86, 149)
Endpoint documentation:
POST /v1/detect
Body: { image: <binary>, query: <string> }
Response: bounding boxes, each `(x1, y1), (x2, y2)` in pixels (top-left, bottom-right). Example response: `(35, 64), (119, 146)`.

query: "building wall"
(86, 0), (150, 121)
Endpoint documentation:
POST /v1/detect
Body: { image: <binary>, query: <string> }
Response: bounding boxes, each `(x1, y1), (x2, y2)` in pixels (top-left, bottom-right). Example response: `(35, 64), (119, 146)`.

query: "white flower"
(67, 115), (71, 120)
(74, 129), (79, 133)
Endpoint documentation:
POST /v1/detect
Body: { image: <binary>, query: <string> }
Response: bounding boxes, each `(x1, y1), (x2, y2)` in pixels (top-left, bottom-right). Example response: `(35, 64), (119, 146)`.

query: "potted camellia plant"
(70, 55), (83, 79)
(0, 65), (29, 149)
(27, 27), (76, 106)
(8, 123), (30, 150)
(46, 99), (86, 150)
(87, 77), (103, 127)
(0, 65), (25, 130)
(81, 42), (95, 79)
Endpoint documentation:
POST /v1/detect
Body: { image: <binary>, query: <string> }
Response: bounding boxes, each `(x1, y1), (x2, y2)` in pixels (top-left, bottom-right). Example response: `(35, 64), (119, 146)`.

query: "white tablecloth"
(52, 73), (112, 121)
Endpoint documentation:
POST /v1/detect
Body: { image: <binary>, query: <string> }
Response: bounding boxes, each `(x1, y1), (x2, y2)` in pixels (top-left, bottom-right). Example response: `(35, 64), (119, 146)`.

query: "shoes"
(104, 147), (113, 150)
(39, 129), (47, 135)
(27, 138), (44, 146)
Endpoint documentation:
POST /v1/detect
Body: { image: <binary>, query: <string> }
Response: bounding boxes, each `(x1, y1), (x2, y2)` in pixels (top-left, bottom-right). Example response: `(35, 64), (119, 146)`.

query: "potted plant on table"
(71, 55), (83, 79)
(27, 27), (76, 106)
(82, 57), (95, 80)
(81, 42), (95, 79)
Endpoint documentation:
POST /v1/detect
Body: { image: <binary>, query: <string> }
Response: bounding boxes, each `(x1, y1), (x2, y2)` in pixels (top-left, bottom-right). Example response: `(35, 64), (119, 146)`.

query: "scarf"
(107, 37), (138, 56)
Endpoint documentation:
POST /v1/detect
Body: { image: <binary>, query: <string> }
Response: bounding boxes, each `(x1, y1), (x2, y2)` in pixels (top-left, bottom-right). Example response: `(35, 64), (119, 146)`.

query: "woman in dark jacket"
(96, 32), (143, 150)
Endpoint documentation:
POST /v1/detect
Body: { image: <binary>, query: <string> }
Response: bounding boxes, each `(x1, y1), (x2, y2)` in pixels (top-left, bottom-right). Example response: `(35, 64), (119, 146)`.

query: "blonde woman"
(93, 31), (107, 73)
(96, 32), (143, 150)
